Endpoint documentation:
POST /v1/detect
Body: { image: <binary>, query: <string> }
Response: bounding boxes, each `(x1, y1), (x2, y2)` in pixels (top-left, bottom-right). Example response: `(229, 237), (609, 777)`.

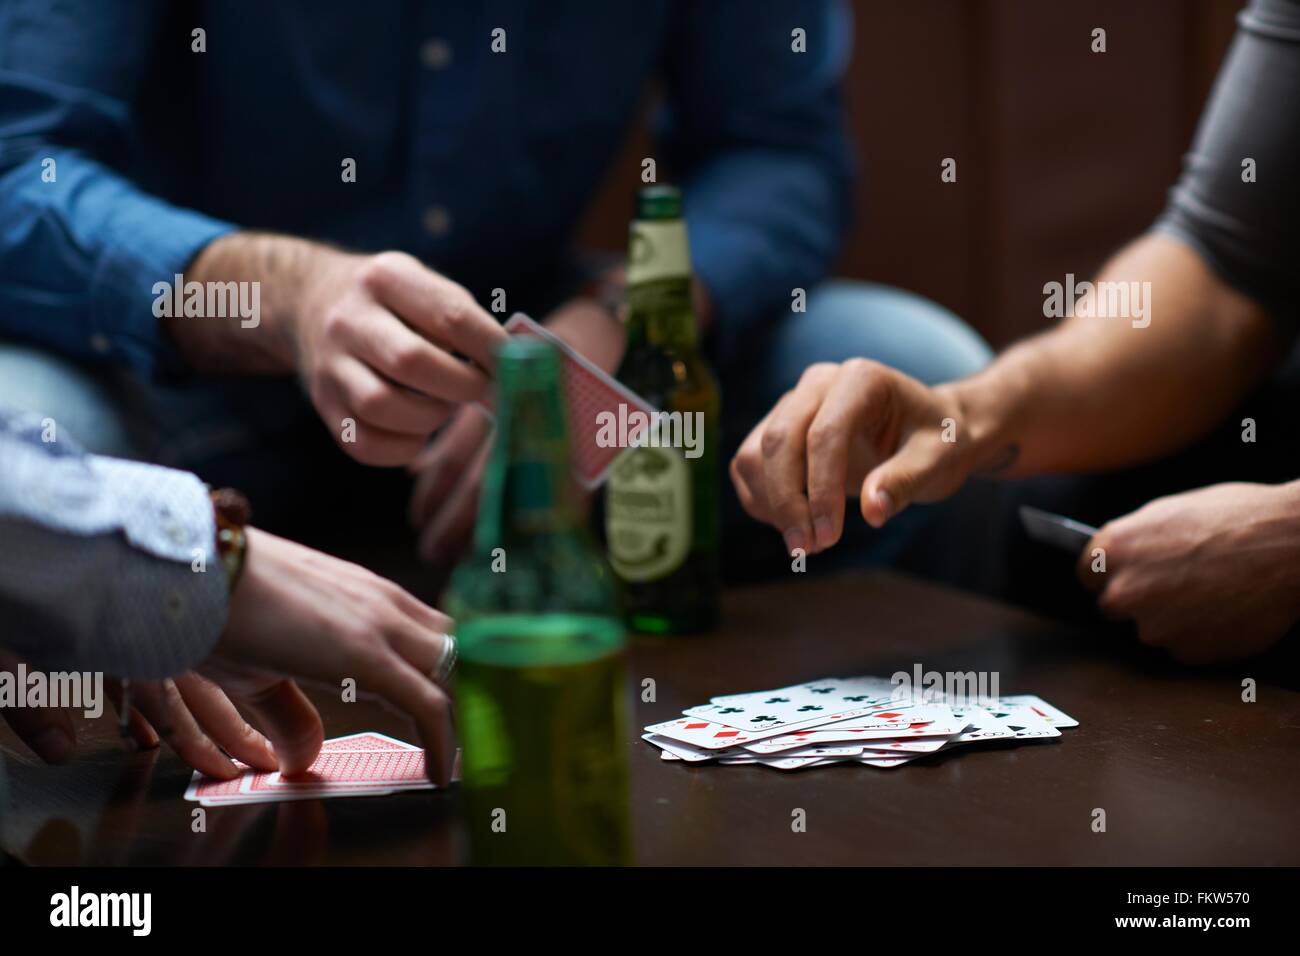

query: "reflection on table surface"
(3, 571), (1298, 866)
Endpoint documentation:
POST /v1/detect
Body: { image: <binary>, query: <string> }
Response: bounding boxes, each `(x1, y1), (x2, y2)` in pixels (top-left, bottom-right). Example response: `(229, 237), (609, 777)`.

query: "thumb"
(859, 436), (941, 528)
(237, 679), (324, 777)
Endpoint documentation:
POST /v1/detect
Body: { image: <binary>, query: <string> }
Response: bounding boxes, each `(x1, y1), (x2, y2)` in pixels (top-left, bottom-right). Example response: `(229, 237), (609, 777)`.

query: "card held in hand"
(503, 312), (658, 489)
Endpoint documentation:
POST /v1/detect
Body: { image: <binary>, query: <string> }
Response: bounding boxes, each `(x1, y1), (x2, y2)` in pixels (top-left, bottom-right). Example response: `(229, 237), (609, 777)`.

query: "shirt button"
(420, 38), (453, 70)
(165, 520), (189, 546)
(164, 589), (187, 620)
(422, 205), (453, 238)
(89, 334), (110, 354)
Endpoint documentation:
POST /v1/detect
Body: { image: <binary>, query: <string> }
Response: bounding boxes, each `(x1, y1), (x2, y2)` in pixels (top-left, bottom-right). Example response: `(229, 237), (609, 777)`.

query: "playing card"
(804, 753), (923, 769)
(744, 724), (954, 754)
(685, 679), (904, 732)
(186, 766), (251, 804)
(858, 752), (923, 769)
(198, 784), (402, 806)
(241, 749), (431, 798)
(824, 704), (956, 730)
(640, 733), (863, 764)
(320, 732), (421, 752)
(185, 733), (445, 806)
(643, 716), (774, 750)
(648, 678), (1076, 774)
(503, 313), (658, 488)
(932, 705), (1018, 749)
(1018, 505), (1097, 554)
(642, 733), (741, 762)
(743, 711), (966, 754)
(984, 704), (1062, 739)
(858, 733), (963, 755)
(720, 753), (830, 771)
(998, 694), (1079, 728)
(705, 675), (894, 709)
(194, 763), (411, 807)
(758, 743), (867, 758)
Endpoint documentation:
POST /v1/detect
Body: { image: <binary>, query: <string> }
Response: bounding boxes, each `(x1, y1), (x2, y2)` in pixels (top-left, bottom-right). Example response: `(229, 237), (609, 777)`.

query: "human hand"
(730, 360), (974, 555)
(205, 527), (457, 785)
(407, 296), (624, 566)
(0, 650), (278, 780)
(1077, 482), (1300, 664)
(293, 249), (507, 466)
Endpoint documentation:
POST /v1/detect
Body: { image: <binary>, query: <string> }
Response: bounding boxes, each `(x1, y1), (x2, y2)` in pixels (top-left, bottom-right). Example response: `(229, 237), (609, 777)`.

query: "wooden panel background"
(576, 0), (1244, 347)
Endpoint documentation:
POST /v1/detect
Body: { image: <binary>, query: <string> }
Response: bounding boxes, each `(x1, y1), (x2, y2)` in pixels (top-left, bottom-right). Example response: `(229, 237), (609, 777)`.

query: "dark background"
(576, 0), (1243, 348)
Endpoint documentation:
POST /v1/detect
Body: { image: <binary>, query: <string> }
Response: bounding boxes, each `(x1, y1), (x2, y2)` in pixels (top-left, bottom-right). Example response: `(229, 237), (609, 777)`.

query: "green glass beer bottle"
(446, 337), (632, 866)
(606, 185), (721, 633)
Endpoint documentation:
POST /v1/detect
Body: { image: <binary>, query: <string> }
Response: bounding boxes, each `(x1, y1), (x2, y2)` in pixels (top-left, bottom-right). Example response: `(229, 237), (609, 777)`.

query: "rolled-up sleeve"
(0, 409), (228, 679)
(0, 0), (234, 378)
(660, 0), (855, 364)
(1153, 0), (1300, 340)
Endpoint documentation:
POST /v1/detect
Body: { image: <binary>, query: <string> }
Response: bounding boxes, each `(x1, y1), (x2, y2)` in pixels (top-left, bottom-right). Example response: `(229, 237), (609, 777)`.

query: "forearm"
(165, 232), (340, 375)
(1273, 480), (1300, 535)
(0, 411), (227, 678)
(665, 1), (851, 366)
(946, 234), (1282, 478)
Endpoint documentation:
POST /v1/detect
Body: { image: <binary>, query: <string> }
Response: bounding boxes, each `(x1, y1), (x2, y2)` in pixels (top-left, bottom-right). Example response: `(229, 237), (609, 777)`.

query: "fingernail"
(874, 488), (895, 521)
(782, 527), (807, 556)
(128, 723), (160, 751)
(34, 726), (73, 764)
(812, 516), (835, 551)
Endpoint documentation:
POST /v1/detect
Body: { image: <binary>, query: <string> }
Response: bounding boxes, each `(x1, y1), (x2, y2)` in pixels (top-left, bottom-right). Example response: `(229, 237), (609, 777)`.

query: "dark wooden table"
(3, 570), (1298, 865)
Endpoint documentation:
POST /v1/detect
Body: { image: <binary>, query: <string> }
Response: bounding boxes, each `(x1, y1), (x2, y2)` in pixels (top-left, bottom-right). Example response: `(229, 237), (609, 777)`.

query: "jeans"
(0, 280), (994, 577)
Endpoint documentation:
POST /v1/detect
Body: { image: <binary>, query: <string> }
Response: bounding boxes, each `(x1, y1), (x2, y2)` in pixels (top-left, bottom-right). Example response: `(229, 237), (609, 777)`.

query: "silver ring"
(431, 633), (457, 685)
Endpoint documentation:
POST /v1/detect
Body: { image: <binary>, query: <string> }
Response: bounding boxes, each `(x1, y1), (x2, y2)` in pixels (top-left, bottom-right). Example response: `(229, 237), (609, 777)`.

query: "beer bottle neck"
(625, 218), (697, 352)
(474, 374), (578, 550)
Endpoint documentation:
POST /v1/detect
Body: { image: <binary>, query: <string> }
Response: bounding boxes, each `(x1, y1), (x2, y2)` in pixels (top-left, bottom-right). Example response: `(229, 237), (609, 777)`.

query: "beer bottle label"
(605, 443), (691, 582)
(627, 220), (690, 285)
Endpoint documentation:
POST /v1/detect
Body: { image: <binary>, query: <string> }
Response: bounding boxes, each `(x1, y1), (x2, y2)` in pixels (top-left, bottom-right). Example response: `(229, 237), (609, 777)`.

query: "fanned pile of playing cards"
(185, 732), (456, 806)
(644, 677), (1077, 771)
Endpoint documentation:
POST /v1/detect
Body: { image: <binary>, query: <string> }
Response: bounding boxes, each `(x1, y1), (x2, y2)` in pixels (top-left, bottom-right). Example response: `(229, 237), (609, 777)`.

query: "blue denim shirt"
(0, 0), (853, 376)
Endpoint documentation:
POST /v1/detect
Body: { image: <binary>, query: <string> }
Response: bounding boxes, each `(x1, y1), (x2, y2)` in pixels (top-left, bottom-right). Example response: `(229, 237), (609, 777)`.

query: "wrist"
(210, 487), (252, 595)
(939, 362), (1028, 480)
(1273, 479), (1300, 558)
(577, 270), (626, 323)
(1278, 478), (1300, 509)
(543, 297), (627, 373)
(256, 237), (351, 369)
(182, 232), (335, 374)
(1272, 481), (1300, 623)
